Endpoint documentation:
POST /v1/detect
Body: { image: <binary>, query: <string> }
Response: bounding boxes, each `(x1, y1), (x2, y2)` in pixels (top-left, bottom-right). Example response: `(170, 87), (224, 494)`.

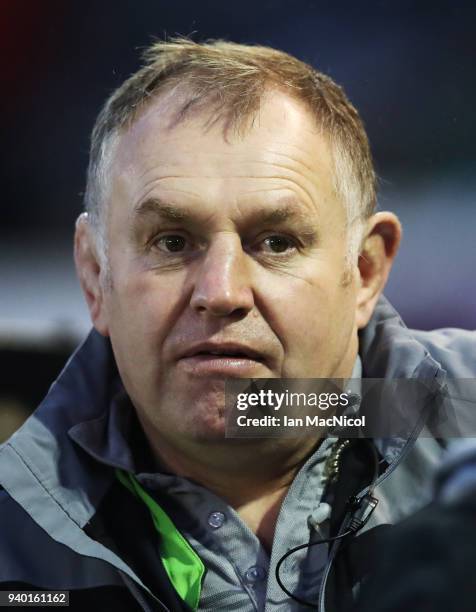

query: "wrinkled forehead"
(100, 87), (346, 241)
(110, 86), (334, 178)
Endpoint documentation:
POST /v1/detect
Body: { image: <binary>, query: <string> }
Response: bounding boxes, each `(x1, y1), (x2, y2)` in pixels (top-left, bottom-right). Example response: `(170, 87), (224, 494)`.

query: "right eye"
(153, 234), (188, 253)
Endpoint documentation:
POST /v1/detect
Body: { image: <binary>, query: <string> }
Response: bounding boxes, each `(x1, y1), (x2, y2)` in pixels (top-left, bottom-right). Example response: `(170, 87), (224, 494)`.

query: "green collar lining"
(116, 469), (205, 610)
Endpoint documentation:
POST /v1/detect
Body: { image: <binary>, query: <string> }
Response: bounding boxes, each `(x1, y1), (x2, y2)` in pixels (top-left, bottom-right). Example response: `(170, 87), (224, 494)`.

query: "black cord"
(274, 439), (381, 608)
(274, 529), (354, 607)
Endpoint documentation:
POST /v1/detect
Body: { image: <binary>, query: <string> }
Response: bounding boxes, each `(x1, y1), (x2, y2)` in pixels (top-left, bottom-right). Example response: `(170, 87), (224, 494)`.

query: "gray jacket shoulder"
(410, 327), (476, 377)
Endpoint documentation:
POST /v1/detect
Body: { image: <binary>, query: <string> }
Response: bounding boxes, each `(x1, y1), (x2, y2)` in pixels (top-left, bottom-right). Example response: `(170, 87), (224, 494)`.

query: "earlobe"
(74, 213), (110, 336)
(356, 212), (402, 329)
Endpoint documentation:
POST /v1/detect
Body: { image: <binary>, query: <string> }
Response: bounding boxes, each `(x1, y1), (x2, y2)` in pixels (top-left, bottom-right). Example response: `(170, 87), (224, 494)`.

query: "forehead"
(108, 88), (341, 223)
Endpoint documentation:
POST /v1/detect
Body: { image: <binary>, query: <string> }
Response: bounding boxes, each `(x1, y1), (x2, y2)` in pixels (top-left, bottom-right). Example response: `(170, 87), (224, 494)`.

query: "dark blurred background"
(1, 0), (475, 438)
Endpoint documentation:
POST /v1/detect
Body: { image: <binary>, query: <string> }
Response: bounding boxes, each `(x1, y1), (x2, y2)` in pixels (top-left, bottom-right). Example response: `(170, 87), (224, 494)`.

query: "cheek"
(106, 273), (185, 363)
(256, 266), (356, 375)
(120, 266), (185, 312)
(256, 264), (337, 335)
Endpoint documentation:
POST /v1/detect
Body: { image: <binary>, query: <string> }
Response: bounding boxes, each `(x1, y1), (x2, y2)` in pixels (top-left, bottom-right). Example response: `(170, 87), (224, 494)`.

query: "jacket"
(1, 296), (475, 611)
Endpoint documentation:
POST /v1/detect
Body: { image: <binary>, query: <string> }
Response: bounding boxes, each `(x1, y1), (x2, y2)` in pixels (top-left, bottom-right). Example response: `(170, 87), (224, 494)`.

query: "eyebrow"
(247, 200), (319, 243)
(133, 197), (190, 221)
(250, 203), (310, 225)
(132, 196), (319, 243)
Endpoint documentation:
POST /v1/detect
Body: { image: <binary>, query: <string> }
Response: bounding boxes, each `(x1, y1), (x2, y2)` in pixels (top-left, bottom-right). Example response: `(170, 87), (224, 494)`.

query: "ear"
(74, 213), (110, 336)
(356, 212), (402, 329)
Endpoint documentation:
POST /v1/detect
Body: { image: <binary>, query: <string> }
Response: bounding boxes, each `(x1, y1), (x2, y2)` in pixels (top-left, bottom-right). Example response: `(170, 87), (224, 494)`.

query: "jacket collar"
(359, 296), (444, 380)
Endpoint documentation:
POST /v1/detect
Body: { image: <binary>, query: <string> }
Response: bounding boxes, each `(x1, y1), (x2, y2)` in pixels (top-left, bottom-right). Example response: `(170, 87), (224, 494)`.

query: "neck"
(141, 428), (320, 550)
(148, 433), (319, 504)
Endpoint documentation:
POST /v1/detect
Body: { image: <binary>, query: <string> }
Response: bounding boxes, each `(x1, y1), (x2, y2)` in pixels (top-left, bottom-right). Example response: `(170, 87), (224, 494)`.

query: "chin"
(188, 405), (227, 441)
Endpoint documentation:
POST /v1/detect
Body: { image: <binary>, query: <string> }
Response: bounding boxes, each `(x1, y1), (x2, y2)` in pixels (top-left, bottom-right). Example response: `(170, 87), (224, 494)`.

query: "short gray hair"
(84, 38), (377, 264)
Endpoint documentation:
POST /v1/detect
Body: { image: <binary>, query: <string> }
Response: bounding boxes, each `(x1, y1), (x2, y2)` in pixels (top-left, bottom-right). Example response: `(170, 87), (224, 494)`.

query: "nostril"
(192, 298), (250, 318)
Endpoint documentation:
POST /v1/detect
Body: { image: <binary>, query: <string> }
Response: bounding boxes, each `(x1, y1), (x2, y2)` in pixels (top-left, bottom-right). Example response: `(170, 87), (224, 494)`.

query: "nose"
(190, 233), (254, 317)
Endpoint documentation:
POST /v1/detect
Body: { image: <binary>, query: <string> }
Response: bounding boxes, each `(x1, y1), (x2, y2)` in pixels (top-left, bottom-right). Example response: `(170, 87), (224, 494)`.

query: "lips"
(176, 341), (267, 376)
(180, 342), (264, 362)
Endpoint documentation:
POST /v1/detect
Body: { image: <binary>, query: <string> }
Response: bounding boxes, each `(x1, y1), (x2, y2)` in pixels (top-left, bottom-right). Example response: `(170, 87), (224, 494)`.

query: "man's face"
(97, 90), (360, 444)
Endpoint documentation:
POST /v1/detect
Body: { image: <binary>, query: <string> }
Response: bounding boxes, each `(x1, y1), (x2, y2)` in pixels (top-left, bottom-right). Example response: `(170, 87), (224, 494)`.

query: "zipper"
(317, 375), (447, 612)
(317, 416), (432, 611)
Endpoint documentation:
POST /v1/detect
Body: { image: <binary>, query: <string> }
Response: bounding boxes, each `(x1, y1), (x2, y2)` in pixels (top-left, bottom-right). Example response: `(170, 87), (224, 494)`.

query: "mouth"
(178, 342), (266, 376)
(181, 342), (264, 361)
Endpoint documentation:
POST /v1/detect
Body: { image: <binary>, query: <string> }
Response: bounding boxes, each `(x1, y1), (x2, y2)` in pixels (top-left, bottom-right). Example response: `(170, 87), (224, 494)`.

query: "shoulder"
(0, 488), (117, 590)
(0, 486), (31, 531)
(410, 327), (476, 377)
(0, 487), (74, 583)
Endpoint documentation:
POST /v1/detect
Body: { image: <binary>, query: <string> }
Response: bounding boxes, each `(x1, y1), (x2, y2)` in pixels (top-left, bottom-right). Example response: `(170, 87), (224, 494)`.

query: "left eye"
(155, 235), (187, 252)
(262, 235), (296, 253)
